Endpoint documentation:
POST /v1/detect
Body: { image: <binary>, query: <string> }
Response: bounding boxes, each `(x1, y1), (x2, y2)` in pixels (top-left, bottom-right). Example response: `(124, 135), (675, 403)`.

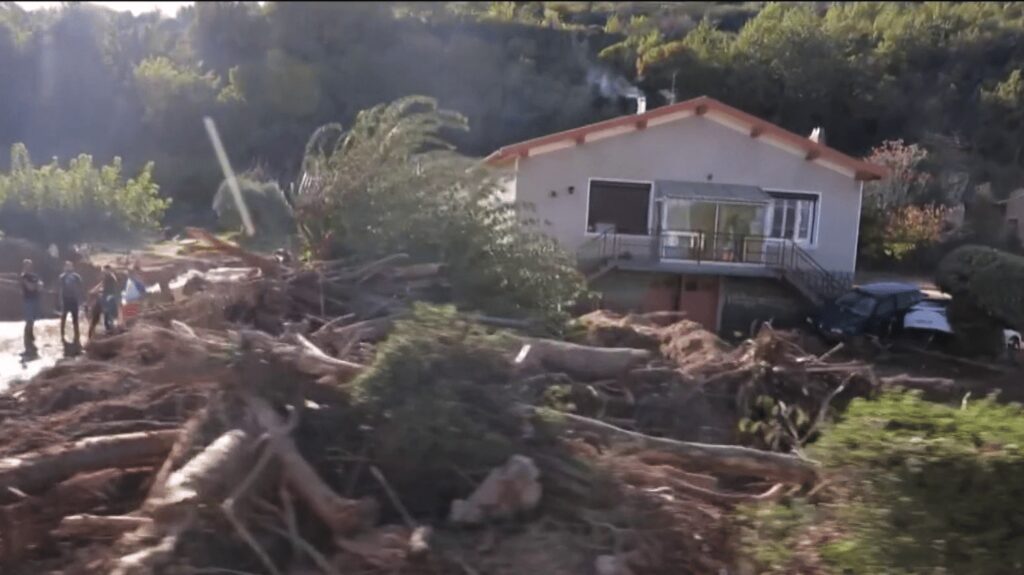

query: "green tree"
(294, 96), (587, 321)
(0, 143), (168, 250)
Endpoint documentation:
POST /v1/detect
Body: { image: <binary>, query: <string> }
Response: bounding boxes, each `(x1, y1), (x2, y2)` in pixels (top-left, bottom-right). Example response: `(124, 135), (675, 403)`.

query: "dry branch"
(245, 396), (376, 536)
(55, 514), (153, 539)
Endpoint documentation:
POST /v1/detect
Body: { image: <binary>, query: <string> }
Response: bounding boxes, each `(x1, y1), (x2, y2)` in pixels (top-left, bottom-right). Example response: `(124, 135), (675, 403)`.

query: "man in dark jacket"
(58, 260), (84, 348)
(21, 258), (43, 358)
(88, 265), (121, 339)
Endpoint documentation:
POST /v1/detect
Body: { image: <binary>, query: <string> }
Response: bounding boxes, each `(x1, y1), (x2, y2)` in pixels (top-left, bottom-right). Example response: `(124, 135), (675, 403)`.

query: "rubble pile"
(0, 233), (960, 574)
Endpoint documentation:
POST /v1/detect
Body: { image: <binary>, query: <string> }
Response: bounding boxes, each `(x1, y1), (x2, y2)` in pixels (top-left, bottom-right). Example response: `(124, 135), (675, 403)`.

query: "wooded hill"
(1, 1), (1022, 222)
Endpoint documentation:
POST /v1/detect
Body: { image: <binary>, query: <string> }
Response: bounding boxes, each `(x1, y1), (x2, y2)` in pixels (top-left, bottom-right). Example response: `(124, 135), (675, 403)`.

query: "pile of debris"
(0, 233), (963, 575)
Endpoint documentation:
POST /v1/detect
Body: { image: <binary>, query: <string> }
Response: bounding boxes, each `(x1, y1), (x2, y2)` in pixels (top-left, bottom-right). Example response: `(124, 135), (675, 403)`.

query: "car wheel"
(1011, 336), (1022, 351)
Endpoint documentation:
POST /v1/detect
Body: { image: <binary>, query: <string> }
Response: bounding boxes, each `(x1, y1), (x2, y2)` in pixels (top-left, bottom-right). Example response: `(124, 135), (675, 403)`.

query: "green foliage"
(815, 392), (1024, 573)
(212, 173), (294, 249)
(0, 143), (168, 247)
(134, 56), (220, 123)
(347, 304), (525, 515)
(737, 498), (818, 571)
(935, 244), (1024, 354)
(4, 1), (1024, 220)
(295, 96), (588, 322)
(741, 391), (1024, 574)
(937, 244), (1024, 331)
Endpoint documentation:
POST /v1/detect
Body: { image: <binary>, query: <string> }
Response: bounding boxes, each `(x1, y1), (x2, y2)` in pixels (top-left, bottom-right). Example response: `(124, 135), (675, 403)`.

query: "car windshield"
(835, 291), (876, 317)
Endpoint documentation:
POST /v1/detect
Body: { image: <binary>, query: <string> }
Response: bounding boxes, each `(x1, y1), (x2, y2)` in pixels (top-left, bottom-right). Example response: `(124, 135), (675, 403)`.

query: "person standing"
(88, 265), (121, 339)
(58, 260), (84, 348)
(20, 258), (43, 358)
(122, 261), (148, 325)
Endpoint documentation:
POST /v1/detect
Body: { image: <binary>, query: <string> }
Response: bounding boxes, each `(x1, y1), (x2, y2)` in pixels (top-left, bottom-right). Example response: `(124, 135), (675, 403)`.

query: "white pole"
(204, 117), (254, 237)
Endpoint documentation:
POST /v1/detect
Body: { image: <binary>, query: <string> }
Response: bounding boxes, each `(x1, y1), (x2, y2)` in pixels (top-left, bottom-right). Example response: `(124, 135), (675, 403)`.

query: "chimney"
(809, 126), (826, 146)
(636, 96), (647, 115)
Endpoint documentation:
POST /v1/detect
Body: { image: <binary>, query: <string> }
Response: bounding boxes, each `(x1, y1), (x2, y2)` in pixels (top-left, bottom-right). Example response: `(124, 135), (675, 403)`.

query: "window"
(586, 180), (652, 235)
(836, 291), (876, 317)
(768, 192), (818, 243)
(874, 297), (896, 318)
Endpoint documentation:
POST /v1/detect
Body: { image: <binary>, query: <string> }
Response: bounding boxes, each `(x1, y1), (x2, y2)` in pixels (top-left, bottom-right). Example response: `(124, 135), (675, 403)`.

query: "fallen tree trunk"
(0, 431), (178, 493)
(240, 330), (365, 381)
(55, 514), (153, 539)
(149, 429), (253, 519)
(246, 396), (376, 536)
(314, 316), (396, 348)
(533, 408), (817, 484)
(185, 227), (283, 277)
(1, 468), (151, 564)
(517, 339), (652, 380)
(880, 374), (963, 400)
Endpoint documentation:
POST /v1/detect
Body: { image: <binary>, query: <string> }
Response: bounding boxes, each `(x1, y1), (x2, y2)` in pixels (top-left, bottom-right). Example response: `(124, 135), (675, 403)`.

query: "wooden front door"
(677, 276), (720, 331)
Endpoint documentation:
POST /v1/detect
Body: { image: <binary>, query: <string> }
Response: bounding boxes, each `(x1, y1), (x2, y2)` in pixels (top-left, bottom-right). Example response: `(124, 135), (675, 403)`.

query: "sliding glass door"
(660, 199), (768, 263)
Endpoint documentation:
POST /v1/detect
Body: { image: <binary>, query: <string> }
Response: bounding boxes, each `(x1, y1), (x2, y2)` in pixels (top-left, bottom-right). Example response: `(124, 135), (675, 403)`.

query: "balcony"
(578, 230), (853, 304)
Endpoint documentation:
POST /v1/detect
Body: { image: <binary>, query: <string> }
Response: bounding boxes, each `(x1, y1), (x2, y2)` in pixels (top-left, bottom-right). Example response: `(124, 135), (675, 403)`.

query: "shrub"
(0, 143), (168, 249)
(739, 391), (1024, 574)
(212, 174), (295, 248)
(294, 96), (588, 323)
(345, 304), (528, 516)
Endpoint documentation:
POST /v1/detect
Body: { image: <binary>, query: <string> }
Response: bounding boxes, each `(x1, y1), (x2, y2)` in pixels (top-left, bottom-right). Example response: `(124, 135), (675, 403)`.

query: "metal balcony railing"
(576, 230), (853, 303)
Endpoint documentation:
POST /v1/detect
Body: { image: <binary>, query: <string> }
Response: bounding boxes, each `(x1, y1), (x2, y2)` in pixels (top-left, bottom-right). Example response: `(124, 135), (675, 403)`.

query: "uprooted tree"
(291, 95), (589, 322)
(936, 244), (1024, 355)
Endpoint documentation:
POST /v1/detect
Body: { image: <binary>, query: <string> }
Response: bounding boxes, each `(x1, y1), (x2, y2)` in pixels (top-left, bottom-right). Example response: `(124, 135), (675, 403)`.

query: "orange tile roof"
(485, 95), (887, 181)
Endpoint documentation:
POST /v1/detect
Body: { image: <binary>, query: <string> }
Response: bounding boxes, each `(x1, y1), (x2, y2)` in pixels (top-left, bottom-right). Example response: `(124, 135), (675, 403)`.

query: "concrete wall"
(718, 276), (811, 339)
(512, 114), (863, 274)
(590, 270), (676, 312)
(593, 271), (809, 338)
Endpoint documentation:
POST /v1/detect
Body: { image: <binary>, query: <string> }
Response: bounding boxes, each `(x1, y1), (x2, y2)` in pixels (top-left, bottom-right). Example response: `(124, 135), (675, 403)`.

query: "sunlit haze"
(15, 2), (192, 16)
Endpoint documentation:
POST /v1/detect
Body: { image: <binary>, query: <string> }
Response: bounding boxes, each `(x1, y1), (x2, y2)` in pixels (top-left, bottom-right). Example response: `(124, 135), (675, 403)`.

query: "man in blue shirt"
(58, 261), (84, 348)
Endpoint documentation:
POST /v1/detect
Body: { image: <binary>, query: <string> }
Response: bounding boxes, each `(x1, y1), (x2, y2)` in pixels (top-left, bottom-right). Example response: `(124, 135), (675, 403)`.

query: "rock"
(449, 454), (542, 525)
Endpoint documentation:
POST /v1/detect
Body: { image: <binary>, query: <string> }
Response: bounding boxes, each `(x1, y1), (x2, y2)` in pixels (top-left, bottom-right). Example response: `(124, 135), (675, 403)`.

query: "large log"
(516, 338), (652, 380)
(1, 468), (151, 564)
(534, 408), (817, 484)
(312, 316), (397, 353)
(880, 374), (964, 400)
(149, 430), (253, 519)
(0, 431), (178, 493)
(184, 227), (283, 277)
(240, 329), (365, 381)
(246, 396), (376, 536)
(55, 514), (153, 539)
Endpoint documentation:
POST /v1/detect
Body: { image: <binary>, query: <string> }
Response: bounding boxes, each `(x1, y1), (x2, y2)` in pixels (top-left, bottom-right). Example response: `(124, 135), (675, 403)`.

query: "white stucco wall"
(510, 114), (863, 274)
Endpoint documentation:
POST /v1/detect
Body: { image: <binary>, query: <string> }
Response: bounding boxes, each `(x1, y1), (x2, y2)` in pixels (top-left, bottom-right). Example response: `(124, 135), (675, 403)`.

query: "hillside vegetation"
(0, 1), (1022, 222)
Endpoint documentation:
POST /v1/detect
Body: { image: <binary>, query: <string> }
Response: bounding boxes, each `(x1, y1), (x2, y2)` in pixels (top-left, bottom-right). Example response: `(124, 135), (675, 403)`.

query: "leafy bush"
(212, 174), (294, 249)
(740, 391), (1024, 574)
(346, 304), (527, 516)
(294, 96), (588, 323)
(0, 143), (168, 248)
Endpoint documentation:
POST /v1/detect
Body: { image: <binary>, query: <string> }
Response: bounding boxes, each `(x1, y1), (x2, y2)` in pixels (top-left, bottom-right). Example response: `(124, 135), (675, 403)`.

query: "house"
(485, 96), (887, 335)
